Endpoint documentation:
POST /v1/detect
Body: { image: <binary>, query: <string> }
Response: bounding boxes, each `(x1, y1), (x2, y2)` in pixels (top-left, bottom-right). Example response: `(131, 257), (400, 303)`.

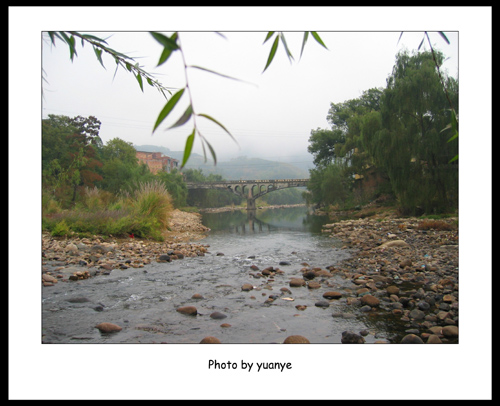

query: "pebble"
(426, 334), (443, 344)
(42, 212), (459, 344)
(210, 311), (227, 320)
(289, 278), (306, 287)
(400, 334), (424, 344)
(360, 294), (380, 307)
(176, 306), (198, 316)
(200, 336), (221, 343)
(283, 335), (310, 344)
(41, 232), (211, 284)
(314, 300), (330, 308)
(341, 331), (365, 344)
(321, 215), (458, 343)
(442, 325), (458, 338)
(323, 291), (342, 299)
(95, 322), (122, 333)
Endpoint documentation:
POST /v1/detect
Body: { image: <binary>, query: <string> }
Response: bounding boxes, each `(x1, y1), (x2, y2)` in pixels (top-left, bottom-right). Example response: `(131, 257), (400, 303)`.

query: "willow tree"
(362, 50), (458, 215)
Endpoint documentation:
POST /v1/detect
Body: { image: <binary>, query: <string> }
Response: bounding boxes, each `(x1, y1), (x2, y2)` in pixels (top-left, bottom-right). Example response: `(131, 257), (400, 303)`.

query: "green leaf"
(310, 32), (328, 50)
(300, 32), (309, 58)
(93, 47), (105, 68)
(198, 132), (217, 165)
(153, 32), (179, 67)
(136, 72), (144, 92)
(181, 129), (196, 168)
(279, 33), (294, 63)
(263, 31), (275, 44)
(168, 104), (193, 129)
(188, 65), (256, 86)
(152, 88), (185, 133)
(438, 31), (450, 44)
(59, 32), (77, 61)
(204, 139), (217, 165)
(263, 35), (279, 72)
(197, 113), (237, 144)
(80, 33), (109, 45)
(150, 32), (179, 50)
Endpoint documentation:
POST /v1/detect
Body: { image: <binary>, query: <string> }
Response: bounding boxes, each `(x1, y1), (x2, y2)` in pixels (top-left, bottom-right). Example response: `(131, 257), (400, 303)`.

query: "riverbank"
(42, 209), (211, 283)
(42, 206), (459, 343)
(320, 214), (459, 343)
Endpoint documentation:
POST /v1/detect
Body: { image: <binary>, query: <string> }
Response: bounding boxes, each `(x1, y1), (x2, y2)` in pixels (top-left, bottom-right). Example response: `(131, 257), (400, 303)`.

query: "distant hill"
(134, 145), (311, 180)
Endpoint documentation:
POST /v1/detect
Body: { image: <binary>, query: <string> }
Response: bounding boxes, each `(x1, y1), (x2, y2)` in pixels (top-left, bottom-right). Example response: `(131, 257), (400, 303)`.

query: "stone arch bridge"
(186, 179), (309, 210)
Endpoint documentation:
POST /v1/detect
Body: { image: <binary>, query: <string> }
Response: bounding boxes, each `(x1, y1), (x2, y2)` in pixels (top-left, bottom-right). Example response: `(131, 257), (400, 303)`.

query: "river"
(42, 206), (405, 344)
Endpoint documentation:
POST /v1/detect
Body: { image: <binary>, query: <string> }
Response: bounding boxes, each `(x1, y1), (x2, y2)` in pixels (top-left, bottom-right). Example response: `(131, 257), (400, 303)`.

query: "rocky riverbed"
(42, 209), (211, 282)
(42, 207), (459, 344)
(320, 215), (459, 343)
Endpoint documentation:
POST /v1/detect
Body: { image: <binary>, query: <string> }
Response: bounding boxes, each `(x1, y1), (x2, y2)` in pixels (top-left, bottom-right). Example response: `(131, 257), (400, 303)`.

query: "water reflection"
(201, 206), (329, 235)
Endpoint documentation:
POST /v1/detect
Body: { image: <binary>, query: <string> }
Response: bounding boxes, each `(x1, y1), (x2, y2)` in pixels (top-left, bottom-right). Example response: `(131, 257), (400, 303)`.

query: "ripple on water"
(42, 208), (377, 343)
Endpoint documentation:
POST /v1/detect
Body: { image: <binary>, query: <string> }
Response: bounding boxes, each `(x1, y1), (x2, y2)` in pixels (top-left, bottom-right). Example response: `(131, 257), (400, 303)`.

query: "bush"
(130, 181), (173, 229)
(51, 219), (71, 237)
(42, 182), (174, 241)
(416, 219), (453, 231)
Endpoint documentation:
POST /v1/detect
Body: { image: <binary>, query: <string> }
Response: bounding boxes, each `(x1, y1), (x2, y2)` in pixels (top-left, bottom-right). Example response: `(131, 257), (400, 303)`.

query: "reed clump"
(42, 181), (173, 241)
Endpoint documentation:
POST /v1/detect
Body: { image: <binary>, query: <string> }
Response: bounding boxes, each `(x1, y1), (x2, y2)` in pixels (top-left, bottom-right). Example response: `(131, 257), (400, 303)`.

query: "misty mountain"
(134, 144), (312, 180)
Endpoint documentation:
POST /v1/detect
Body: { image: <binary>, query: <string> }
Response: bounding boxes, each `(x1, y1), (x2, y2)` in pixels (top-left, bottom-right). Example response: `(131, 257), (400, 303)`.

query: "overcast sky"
(40, 27), (458, 163)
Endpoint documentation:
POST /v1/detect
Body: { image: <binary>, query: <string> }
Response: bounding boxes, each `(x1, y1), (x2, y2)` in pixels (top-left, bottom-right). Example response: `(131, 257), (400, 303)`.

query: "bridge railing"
(186, 179), (309, 185)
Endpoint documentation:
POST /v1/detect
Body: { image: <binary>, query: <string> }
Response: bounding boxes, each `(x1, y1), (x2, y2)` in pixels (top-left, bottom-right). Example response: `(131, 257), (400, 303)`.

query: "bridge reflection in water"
(201, 205), (328, 236)
(186, 179), (309, 210)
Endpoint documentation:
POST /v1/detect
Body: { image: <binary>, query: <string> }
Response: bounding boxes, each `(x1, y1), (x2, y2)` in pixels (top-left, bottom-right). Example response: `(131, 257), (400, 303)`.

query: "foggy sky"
(40, 27), (458, 163)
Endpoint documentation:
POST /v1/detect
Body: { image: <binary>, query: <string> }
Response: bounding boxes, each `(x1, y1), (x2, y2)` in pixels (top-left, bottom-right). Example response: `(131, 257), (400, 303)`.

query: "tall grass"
(130, 181), (172, 229)
(42, 181), (174, 240)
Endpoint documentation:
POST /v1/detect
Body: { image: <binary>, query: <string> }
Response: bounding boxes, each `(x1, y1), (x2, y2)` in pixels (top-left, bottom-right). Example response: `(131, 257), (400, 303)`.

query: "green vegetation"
(306, 49), (458, 217)
(41, 114), (305, 239)
(42, 115), (182, 240)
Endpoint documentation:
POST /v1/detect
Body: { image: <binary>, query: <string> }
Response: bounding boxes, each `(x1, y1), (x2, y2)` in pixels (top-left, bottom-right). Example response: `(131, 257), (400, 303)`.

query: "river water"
(42, 207), (402, 344)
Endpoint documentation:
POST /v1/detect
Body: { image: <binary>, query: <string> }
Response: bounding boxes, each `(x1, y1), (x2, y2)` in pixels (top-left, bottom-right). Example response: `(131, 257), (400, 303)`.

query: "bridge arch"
(186, 178), (309, 210)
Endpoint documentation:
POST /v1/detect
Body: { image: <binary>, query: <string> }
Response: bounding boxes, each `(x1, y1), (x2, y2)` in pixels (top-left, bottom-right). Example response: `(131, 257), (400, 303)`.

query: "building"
(136, 151), (179, 174)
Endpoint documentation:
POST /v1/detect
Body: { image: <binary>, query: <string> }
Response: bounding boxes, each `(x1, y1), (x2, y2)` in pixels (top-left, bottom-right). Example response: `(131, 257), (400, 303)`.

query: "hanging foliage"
(362, 50), (458, 215)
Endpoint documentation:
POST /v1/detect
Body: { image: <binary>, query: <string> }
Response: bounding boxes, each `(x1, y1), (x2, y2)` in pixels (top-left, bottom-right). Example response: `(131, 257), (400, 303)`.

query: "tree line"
(41, 115), (303, 218)
(305, 49), (458, 216)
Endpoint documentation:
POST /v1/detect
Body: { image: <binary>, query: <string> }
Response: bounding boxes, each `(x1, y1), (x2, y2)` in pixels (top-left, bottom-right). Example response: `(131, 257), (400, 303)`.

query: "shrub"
(51, 219), (71, 237)
(130, 181), (173, 229)
(81, 186), (116, 211)
(416, 219), (453, 231)
(42, 192), (61, 215)
(42, 182), (174, 241)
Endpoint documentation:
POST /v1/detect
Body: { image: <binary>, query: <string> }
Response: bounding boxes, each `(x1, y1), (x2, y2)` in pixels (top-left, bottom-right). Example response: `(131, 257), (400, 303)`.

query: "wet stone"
(400, 334), (424, 344)
(176, 306), (198, 316)
(95, 322), (122, 334)
(289, 278), (306, 287)
(360, 294), (380, 307)
(323, 291), (342, 299)
(200, 336), (221, 343)
(210, 311), (227, 320)
(283, 335), (310, 344)
(314, 300), (330, 308)
(341, 331), (365, 344)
